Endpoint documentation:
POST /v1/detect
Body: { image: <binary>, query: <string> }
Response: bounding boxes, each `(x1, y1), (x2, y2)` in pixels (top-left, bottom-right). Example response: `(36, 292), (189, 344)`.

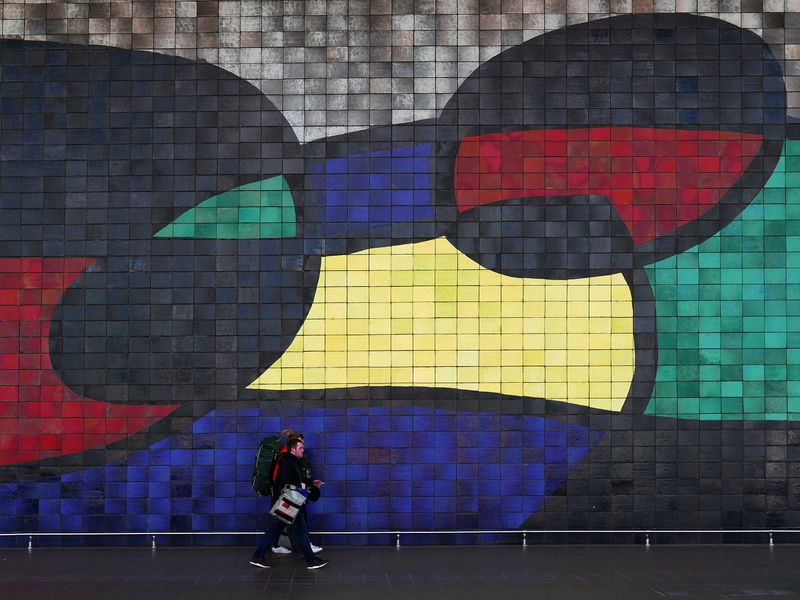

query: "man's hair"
(287, 437), (303, 451)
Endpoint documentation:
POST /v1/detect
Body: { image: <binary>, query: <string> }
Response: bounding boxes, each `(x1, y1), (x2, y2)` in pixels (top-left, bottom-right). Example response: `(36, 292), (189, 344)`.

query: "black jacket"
(273, 452), (320, 502)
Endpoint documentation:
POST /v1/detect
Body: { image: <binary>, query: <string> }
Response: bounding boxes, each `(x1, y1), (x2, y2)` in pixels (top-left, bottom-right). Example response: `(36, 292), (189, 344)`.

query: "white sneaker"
(271, 546), (292, 554)
(311, 544), (323, 553)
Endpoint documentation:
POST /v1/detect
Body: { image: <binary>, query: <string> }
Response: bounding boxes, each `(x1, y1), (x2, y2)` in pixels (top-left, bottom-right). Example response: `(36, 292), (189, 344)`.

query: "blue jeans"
(252, 508), (315, 564)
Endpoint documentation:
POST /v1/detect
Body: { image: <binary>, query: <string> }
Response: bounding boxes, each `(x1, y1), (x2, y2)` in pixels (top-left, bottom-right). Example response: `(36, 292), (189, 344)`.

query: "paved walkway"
(2, 544), (799, 599)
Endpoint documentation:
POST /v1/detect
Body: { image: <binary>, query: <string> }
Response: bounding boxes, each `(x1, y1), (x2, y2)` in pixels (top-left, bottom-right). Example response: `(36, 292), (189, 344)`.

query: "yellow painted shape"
(249, 238), (635, 411)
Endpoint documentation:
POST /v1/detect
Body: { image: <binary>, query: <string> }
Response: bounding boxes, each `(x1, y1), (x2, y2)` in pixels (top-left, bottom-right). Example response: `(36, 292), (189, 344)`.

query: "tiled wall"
(1, 2), (800, 545)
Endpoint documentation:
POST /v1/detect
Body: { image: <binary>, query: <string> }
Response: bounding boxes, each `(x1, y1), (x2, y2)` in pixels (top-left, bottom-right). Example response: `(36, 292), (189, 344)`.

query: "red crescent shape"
(454, 127), (764, 245)
(0, 258), (178, 467)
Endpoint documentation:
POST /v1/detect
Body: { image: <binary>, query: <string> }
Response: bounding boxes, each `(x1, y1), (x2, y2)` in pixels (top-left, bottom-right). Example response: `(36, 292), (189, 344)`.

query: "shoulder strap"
(271, 451), (286, 483)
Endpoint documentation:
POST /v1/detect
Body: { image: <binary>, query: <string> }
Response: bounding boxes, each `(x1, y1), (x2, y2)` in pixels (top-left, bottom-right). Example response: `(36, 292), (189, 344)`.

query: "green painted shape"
(154, 176), (296, 239)
(644, 140), (800, 421)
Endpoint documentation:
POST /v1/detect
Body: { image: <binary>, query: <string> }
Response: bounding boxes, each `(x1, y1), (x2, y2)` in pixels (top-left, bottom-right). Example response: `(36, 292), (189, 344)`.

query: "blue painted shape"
(309, 144), (435, 236)
(0, 406), (603, 544)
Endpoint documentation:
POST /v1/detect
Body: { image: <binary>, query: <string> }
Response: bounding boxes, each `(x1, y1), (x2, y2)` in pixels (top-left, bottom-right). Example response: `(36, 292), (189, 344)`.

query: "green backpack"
(251, 434), (283, 496)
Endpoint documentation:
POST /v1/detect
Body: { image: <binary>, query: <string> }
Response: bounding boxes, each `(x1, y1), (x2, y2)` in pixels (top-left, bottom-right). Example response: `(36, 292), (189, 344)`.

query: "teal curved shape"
(154, 175), (296, 239)
(645, 142), (800, 420)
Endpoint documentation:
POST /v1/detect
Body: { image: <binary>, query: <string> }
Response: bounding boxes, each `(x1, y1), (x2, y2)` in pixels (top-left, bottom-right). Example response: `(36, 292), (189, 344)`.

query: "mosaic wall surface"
(2, 2), (800, 543)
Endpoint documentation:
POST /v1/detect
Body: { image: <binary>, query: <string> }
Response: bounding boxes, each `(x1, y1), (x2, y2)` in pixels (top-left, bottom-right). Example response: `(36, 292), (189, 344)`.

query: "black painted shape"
(435, 13), (786, 272)
(0, 39), (303, 257)
(522, 418), (800, 531)
(50, 238), (319, 404)
(437, 13), (784, 139)
(451, 195), (634, 280)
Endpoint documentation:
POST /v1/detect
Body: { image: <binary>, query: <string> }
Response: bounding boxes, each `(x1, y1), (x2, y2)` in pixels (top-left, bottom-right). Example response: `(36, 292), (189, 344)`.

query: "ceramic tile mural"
(1, 3), (800, 544)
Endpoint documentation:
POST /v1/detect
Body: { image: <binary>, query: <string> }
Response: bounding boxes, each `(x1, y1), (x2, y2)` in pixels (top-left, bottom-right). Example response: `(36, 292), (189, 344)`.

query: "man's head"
(288, 437), (304, 459)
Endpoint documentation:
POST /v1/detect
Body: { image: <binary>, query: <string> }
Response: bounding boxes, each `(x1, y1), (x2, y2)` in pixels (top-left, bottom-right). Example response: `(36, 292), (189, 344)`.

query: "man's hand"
(313, 480), (324, 488)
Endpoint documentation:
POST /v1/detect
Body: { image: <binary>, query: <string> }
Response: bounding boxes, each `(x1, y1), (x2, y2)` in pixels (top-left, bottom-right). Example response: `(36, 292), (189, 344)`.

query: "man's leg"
(287, 506), (322, 553)
(287, 509), (316, 564)
(286, 522), (301, 552)
(251, 514), (285, 565)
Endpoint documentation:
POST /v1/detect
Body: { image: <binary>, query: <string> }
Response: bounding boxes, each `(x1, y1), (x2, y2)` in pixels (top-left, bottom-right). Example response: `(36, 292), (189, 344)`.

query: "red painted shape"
(0, 258), (178, 467)
(454, 127), (765, 245)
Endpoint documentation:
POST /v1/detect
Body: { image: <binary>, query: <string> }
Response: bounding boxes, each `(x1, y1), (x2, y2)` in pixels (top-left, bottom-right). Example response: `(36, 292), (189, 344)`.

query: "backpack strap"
(272, 451), (287, 484)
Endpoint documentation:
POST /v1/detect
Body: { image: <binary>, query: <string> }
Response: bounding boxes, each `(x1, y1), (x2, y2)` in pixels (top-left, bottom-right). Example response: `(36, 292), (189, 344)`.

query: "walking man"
(250, 438), (328, 570)
(272, 432), (323, 555)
